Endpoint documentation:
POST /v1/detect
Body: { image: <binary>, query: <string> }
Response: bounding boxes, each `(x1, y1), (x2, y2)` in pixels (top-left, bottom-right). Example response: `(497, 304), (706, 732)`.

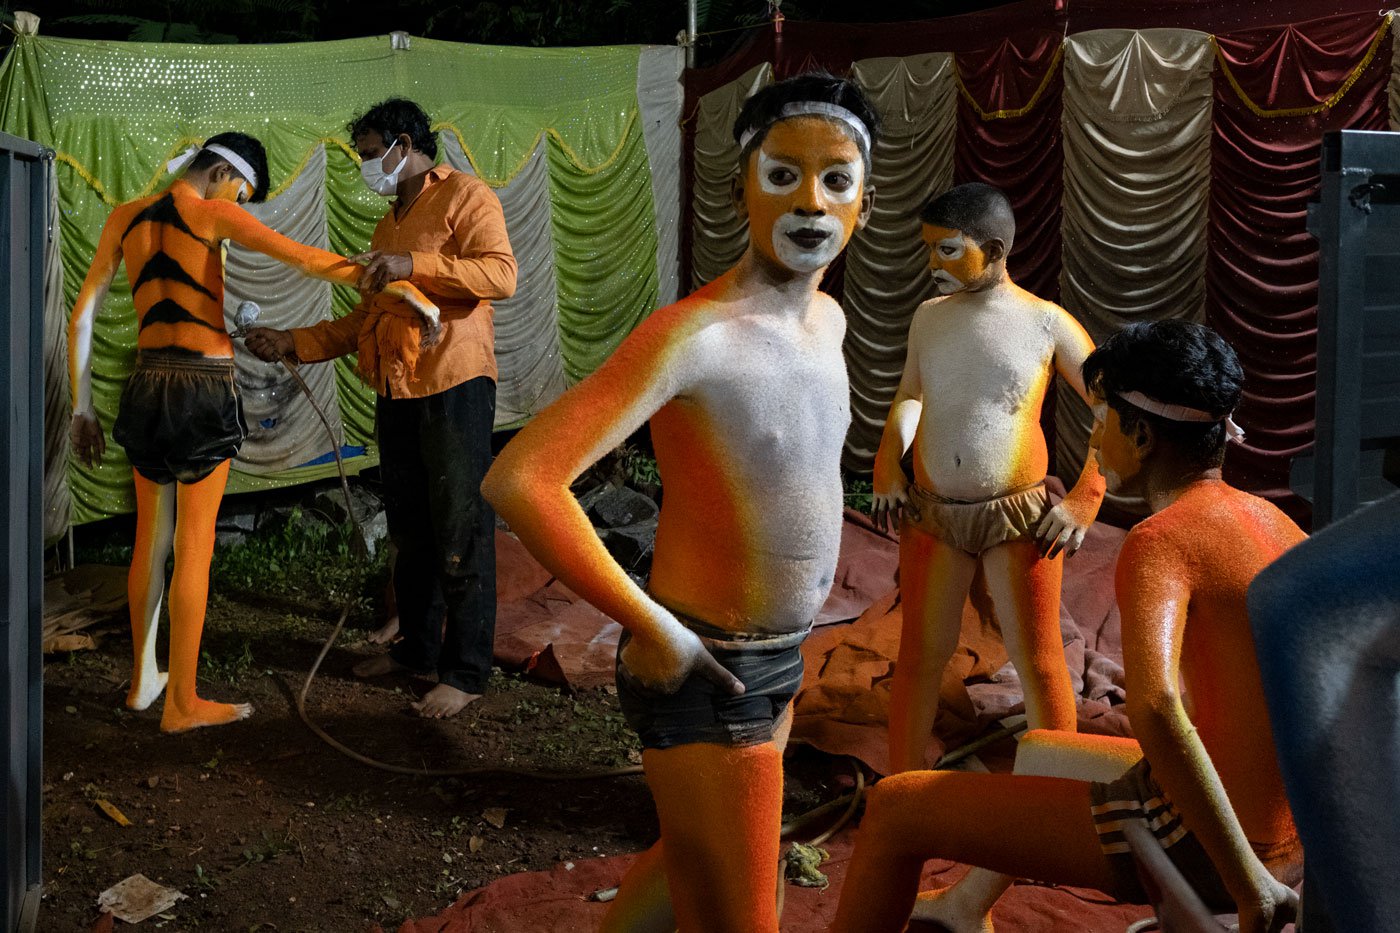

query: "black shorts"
(112, 349), (247, 485)
(615, 617), (808, 751)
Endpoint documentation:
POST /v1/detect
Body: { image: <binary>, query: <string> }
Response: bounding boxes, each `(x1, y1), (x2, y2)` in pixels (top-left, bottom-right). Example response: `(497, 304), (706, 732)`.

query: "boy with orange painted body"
(482, 74), (878, 933)
(68, 133), (437, 733)
(831, 322), (1303, 933)
(872, 183), (1106, 773)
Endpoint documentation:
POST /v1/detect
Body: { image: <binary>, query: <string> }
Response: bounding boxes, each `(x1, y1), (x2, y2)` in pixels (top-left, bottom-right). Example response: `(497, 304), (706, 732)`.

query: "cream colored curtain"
(1058, 29), (1213, 504)
(690, 63), (772, 288)
(441, 133), (568, 426)
(844, 53), (957, 470)
(638, 46), (685, 307)
(225, 145), (346, 475)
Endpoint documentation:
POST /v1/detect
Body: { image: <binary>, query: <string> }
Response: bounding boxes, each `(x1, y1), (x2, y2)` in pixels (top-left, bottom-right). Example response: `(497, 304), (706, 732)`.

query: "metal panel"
(1301, 130), (1400, 528)
(0, 130), (49, 933)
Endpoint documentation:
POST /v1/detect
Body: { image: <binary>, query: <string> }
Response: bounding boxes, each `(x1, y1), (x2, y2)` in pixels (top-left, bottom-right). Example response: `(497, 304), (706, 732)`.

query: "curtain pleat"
(690, 63), (772, 289)
(841, 53), (957, 470)
(225, 144), (345, 475)
(638, 47), (685, 307)
(1206, 12), (1392, 518)
(442, 133), (566, 428)
(42, 159), (71, 543)
(1058, 29), (1213, 512)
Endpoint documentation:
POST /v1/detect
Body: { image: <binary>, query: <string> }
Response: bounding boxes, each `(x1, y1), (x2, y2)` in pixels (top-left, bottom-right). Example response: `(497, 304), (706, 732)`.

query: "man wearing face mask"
(246, 99), (517, 719)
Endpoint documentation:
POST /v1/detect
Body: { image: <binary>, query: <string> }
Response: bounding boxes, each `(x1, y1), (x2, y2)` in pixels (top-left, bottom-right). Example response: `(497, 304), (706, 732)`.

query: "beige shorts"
(903, 481), (1048, 555)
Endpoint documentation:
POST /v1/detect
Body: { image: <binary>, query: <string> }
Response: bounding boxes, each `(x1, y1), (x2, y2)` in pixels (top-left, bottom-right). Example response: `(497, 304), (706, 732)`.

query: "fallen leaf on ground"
(95, 799), (132, 827)
(482, 807), (508, 829)
(468, 835), (484, 853)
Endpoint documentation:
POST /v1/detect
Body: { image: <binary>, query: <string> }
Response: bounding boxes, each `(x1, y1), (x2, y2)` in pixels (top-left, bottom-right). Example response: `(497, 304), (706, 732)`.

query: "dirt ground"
(39, 546), (850, 932)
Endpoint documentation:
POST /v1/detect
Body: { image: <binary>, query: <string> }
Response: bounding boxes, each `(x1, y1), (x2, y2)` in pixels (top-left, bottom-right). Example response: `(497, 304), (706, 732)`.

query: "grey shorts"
(1089, 758), (1302, 909)
(615, 615), (808, 751)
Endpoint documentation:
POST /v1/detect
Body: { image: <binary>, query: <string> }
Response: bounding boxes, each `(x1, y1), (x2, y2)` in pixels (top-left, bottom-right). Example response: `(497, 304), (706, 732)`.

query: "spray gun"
(231, 299), (261, 339)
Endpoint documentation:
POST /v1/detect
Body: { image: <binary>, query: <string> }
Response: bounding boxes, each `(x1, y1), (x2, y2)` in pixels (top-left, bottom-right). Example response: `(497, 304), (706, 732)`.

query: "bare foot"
(127, 671), (169, 711)
(366, 615), (400, 646)
(411, 683), (481, 719)
(910, 889), (996, 933)
(353, 653), (413, 678)
(160, 697), (253, 733)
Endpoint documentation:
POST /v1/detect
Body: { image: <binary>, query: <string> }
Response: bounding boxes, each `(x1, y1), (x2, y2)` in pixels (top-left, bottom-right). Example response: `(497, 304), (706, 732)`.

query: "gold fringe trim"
(53, 112), (639, 207)
(1212, 13), (1392, 118)
(432, 109), (639, 186)
(955, 42), (1064, 121)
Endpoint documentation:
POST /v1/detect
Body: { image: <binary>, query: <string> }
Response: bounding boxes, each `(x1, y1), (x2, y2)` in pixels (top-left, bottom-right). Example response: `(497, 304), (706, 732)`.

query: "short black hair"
(919, 183), (1015, 252)
(733, 71), (880, 173)
(1082, 320), (1245, 470)
(348, 98), (437, 160)
(188, 132), (270, 202)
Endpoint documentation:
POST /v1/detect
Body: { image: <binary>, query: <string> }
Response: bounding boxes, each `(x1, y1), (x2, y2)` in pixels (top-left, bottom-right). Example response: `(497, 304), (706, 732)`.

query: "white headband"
(1117, 390), (1246, 444)
(737, 101), (872, 157)
(166, 142), (260, 192)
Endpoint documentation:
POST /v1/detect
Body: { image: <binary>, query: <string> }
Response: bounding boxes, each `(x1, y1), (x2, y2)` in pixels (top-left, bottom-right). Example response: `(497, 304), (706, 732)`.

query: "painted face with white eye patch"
(741, 116), (868, 275)
(921, 223), (989, 295)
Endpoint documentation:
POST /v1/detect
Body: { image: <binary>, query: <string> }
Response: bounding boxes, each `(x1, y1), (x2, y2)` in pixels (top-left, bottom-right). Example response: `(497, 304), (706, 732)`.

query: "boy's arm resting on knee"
(67, 205), (129, 466)
(1119, 533), (1292, 931)
(1038, 306), (1106, 556)
(481, 316), (743, 696)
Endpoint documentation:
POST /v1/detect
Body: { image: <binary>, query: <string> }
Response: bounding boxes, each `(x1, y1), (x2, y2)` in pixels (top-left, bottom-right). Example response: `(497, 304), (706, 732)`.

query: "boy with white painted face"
(482, 74), (878, 933)
(872, 183), (1107, 774)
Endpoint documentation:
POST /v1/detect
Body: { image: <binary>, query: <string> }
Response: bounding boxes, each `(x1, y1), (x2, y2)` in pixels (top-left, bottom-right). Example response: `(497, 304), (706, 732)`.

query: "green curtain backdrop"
(0, 33), (680, 527)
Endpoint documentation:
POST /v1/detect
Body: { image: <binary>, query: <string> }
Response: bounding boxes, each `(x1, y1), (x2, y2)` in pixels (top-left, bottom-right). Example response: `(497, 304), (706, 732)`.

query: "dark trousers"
(377, 376), (496, 694)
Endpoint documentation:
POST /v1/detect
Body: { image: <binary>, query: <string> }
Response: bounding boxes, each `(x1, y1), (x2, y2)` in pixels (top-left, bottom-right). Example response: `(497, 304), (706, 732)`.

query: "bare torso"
(908, 281), (1063, 499)
(1132, 480), (1305, 845)
(648, 275), (849, 633)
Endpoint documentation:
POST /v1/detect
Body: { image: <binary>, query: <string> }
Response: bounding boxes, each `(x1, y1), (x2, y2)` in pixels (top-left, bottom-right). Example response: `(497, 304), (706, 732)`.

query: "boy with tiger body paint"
(67, 132), (438, 733)
(871, 183), (1106, 774)
(482, 74), (878, 932)
(831, 322), (1303, 933)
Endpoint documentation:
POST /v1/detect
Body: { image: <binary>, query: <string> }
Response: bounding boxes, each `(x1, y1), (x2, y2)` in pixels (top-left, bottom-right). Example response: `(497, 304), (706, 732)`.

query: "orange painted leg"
(981, 539), (1077, 733)
(126, 472), (176, 710)
(889, 527), (977, 773)
(159, 460), (252, 733)
(828, 770), (1119, 933)
(911, 730), (1144, 931)
(643, 741), (785, 933)
(599, 842), (676, 933)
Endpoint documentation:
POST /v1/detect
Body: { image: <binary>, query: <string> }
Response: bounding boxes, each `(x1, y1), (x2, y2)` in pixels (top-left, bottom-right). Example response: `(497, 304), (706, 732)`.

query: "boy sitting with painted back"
(483, 73), (878, 933)
(831, 321), (1302, 933)
(872, 182), (1106, 773)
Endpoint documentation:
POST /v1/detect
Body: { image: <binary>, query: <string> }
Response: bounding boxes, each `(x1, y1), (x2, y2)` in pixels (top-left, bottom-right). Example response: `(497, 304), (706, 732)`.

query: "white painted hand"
(1034, 501), (1089, 559)
(871, 470), (910, 533)
(619, 624), (746, 697)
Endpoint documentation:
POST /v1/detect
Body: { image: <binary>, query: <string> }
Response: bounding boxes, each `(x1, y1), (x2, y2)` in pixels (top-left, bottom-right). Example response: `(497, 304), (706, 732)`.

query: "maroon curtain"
(954, 30), (1064, 302)
(1206, 11), (1391, 522)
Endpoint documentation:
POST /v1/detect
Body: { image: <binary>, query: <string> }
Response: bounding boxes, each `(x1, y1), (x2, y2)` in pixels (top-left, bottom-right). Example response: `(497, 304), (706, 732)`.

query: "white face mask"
(360, 140), (407, 196)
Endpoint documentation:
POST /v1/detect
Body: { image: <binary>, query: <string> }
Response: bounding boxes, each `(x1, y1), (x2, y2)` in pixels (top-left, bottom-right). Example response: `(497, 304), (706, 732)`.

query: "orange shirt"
(290, 164), (517, 398)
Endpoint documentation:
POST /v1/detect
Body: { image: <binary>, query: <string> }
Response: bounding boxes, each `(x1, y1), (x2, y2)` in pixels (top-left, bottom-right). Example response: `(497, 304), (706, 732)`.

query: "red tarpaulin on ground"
(382, 827), (1157, 933)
